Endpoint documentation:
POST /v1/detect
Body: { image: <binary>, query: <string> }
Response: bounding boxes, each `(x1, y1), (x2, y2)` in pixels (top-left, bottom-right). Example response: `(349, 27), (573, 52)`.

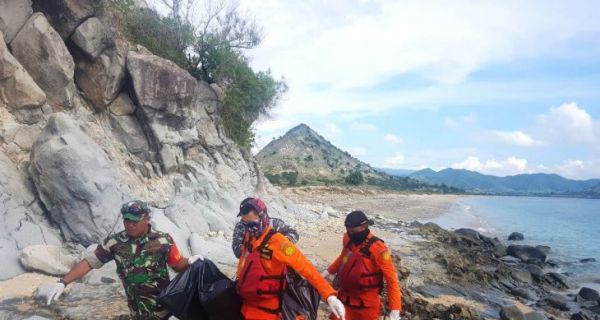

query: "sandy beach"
(282, 186), (461, 221)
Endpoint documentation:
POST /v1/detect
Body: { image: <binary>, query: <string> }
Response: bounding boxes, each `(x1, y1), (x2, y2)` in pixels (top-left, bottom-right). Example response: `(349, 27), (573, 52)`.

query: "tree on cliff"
(111, 0), (286, 148)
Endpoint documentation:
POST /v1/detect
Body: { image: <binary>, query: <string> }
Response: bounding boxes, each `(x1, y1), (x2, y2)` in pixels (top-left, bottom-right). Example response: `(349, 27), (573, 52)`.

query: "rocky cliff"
(0, 0), (309, 281)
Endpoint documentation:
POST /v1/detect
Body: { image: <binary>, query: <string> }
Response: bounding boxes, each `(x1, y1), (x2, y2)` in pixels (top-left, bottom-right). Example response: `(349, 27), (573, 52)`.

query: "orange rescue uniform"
(236, 226), (337, 320)
(328, 232), (402, 320)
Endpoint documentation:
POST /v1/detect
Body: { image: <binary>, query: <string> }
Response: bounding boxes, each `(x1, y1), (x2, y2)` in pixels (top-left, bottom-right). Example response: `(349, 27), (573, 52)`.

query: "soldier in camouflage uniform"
(36, 200), (203, 320)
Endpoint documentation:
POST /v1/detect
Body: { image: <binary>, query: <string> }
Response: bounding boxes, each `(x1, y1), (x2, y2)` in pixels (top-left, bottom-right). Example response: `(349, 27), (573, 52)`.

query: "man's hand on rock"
(36, 281), (66, 305)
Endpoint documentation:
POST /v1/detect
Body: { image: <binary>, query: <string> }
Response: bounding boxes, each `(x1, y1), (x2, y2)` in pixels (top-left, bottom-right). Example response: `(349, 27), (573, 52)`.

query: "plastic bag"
(198, 260), (243, 320)
(158, 259), (242, 320)
(157, 260), (207, 320)
(281, 270), (321, 320)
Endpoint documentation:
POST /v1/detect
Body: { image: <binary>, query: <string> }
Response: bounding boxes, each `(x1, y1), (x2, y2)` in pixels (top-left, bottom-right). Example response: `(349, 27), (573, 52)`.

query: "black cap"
(344, 210), (374, 228)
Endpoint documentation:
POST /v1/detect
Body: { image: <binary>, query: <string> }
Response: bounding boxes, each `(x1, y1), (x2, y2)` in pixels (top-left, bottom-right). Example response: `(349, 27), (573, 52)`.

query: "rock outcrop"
(9, 13), (76, 108)
(29, 113), (131, 246)
(0, 151), (61, 280)
(0, 30), (46, 124)
(0, 0), (33, 43)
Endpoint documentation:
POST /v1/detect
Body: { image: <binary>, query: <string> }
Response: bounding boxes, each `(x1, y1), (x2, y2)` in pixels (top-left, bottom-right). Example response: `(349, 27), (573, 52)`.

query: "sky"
(154, 0), (600, 180)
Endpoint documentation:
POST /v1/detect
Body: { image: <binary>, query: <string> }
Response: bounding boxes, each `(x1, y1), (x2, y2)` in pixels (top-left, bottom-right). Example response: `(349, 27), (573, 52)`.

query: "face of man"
(241, 211), (259, 223)
(346, 224), (368, 235)
(124, 215), (150, 238)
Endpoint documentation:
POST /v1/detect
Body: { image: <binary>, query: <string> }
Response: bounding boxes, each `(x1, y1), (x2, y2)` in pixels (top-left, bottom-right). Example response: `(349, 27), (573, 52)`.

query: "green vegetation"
(344, 170), (364, 185)
(265, 171), (298, 186)
(107, 0), (286, 148)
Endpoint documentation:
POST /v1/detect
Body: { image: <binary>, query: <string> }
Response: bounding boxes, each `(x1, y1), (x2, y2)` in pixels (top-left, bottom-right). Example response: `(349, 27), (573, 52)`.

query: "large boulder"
(0, 0), (33, 43)
(127, 52), (224, 172)
(19, 245), (78, 276)
(75, 37), (127, 111)
(31, 0), (95, 39)
(71, 17), (110, 59)
(507, 245), (547, 263)
(0, 31), (46, 122)
(74, 39), (127, 110)
(29, 112), (131, 246)
(9, 13), (76, 108)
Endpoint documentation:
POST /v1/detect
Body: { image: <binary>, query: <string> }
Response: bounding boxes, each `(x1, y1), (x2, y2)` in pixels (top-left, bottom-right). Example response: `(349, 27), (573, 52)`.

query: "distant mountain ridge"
(409, 168), (600, 197)
(256, 124), (461, 192)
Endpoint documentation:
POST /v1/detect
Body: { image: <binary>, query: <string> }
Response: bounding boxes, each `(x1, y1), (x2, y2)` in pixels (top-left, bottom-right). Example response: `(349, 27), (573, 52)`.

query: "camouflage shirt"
(232, 217), (299, 258)
(85, 227), (183, 320)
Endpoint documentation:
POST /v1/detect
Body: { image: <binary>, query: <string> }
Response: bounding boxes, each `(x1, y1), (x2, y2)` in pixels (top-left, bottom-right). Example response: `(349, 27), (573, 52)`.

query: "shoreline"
(2, 191), (599, 319)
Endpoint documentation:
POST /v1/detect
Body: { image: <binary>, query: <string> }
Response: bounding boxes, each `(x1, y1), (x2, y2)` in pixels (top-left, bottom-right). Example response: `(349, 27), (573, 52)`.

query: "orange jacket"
(237, 226), (337, 319)
(328, 232), (402, 311)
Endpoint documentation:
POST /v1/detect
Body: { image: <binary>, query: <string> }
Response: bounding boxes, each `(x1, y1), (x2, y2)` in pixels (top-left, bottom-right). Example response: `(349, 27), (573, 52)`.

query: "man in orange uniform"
(323, 211), (402, 320)
(236, 199), (346, 320)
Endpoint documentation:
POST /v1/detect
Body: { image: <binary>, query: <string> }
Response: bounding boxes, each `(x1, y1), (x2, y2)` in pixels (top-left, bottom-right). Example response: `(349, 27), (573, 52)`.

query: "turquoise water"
(427, 196), (600, 282)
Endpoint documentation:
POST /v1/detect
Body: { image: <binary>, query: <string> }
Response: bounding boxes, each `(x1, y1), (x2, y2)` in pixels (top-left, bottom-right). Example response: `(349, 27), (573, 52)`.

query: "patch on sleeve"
(381, 251), (392, 261)
(282, 243), (297, 256)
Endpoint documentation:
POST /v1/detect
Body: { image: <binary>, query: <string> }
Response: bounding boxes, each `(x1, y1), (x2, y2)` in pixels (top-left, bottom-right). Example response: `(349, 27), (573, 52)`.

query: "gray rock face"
(0, 0), (33, 43)
(19, 244), (78, 275)
(109, 112), (150, 156)
(32, 0), (95, 39)
(71, 17), (110, 59)
(108, 92), (136, 116)
(0, 32), (46, 117)
(29, 113), (131, 246)
(10, 13), (76, 108)
(73, 33), (127, 111)
(127, 52), (224, 172)
(0, 151), (60, 280)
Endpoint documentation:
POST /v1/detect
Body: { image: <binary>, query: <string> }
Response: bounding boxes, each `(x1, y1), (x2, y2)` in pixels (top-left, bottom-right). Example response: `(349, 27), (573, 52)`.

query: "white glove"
(188, 254), (204, 264)
(36, 282), (65, 305)
(327, 295), (346, 320)
(390, 310), (401, 320)
(321, 270), (334, 281)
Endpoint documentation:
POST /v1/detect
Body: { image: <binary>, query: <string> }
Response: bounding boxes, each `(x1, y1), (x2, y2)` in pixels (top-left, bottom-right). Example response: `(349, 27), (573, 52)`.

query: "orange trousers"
(329, 305), (381, 320)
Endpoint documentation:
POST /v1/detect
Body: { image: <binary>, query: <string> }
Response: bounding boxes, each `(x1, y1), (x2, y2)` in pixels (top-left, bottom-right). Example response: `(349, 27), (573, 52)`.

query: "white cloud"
(537, 159), (600, 180)
(536, 102), (597, 144)
(452, 156), (528, 176)
(382, 153), (405, 168)
(444, 114), (477, 129)
(384, 134), (403, 144)
(350, 122), (378, 132)
(324, 123), (342, 137)
(239, 0), (600, 117)
(486, 130), (542, 147)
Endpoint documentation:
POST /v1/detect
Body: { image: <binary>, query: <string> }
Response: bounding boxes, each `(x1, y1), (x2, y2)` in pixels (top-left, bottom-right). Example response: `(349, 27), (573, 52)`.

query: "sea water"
(426, 196), (600, 284)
